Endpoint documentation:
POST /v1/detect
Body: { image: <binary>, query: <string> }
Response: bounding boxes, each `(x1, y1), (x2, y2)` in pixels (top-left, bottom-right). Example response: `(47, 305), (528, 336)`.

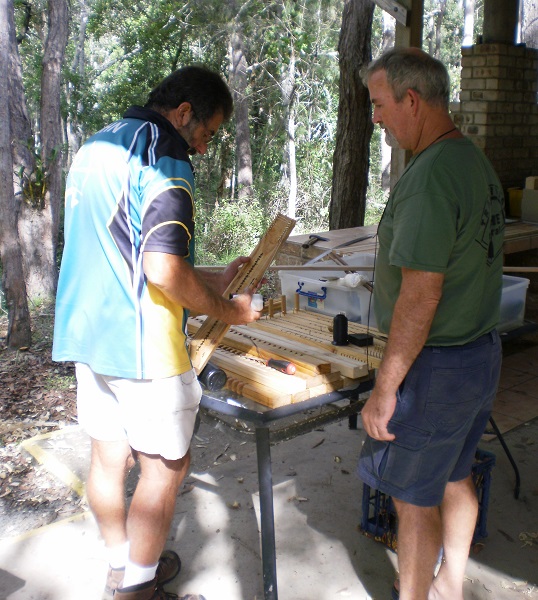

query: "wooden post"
(483, 0), (518, 44)
(390, 0), (424, 188)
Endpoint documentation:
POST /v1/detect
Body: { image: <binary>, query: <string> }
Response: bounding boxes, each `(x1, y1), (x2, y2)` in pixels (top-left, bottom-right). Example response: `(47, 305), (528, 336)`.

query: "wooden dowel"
(200, 264), (538, 273)
(197, 264), (375, 271)
(503, 266), (538, 273)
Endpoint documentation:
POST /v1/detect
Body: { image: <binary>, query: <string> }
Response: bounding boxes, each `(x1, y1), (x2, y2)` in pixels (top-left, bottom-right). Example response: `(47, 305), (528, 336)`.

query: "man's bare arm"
(143, 252), (260, 325)
(361, 267), (444, 441)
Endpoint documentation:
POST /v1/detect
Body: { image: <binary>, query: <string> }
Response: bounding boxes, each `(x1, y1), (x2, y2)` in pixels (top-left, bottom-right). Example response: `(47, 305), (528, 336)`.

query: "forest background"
(1, 0), (534, 347)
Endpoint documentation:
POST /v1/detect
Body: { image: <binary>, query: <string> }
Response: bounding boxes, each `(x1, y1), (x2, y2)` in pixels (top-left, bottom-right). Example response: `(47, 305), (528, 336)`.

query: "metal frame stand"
(487, 415), (521, 498)
(200, 380), (374, 600)
(200, 376), (521, 598)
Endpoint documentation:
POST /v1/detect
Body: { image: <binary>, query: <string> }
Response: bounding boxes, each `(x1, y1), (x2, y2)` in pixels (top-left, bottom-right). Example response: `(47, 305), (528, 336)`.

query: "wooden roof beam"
(373, 0), (409, 27)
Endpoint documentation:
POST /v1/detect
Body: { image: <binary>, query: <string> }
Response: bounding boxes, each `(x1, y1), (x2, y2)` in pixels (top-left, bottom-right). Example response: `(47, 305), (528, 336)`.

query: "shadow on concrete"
(0, 568), (25, 597)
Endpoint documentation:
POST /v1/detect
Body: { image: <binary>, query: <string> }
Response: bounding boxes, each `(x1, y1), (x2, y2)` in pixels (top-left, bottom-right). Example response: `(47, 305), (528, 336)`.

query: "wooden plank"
(225, 376), (293, 408)
(300, 371), (343, 388)
(211, 347), (306, 394)
(503, 266), (538, 273)
(189, 214), (296, 374)
(198, 264), (375, 272)
(187, 316), (331, 375)
(280, 310), (387, 351)
(233, 324), (370, 379)
(373, 0), (409, 25)
(291, 379), (345, 403)
(245, 320), (372, 376)
(247, 316), (383, 369)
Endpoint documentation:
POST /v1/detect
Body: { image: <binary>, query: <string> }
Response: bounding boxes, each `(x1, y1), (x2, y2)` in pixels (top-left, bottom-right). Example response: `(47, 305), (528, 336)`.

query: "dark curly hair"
(145, 65), (234, 122)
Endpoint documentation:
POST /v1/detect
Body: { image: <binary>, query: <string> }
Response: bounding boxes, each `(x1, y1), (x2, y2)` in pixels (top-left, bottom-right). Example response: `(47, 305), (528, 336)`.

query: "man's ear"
(407, 89), (420, 115)
(174, 102), (194, 126)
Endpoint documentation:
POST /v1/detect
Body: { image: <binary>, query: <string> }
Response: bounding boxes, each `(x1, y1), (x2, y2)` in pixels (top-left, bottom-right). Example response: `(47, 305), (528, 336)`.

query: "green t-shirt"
(373, 137), (504, 345)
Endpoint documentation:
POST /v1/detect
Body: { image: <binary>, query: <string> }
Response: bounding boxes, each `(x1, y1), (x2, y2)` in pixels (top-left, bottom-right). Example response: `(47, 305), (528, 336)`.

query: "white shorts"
(75, 363), (202, 460)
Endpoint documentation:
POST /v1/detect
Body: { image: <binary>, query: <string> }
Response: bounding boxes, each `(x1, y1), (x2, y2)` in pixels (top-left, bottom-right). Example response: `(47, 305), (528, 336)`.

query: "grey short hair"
(362, 47), (450, 109)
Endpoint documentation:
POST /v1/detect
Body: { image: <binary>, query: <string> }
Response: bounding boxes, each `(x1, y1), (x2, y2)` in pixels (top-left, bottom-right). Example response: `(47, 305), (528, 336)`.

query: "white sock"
(107, 541), (130, 569)
(121, 559), (158, 588)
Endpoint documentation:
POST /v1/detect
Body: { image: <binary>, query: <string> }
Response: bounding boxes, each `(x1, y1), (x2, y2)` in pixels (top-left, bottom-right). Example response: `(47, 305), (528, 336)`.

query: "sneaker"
(103, 550), (181, 599)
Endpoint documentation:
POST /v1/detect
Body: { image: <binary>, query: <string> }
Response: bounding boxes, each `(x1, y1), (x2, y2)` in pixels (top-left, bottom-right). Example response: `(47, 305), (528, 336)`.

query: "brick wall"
(451, 43), (538, 191)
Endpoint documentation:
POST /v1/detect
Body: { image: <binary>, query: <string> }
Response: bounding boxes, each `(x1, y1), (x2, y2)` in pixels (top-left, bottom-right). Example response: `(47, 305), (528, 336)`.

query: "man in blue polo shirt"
(53, 66), (261, 600)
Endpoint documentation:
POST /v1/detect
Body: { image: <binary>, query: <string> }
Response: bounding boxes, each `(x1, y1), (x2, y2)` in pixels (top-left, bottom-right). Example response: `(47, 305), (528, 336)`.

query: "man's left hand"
(219, 256), (250, 294)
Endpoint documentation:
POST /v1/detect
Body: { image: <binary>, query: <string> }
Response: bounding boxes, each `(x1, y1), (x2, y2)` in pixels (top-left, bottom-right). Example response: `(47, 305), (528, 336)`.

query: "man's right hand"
(361, 388), (397, 442)
(229, 287), (262, 325)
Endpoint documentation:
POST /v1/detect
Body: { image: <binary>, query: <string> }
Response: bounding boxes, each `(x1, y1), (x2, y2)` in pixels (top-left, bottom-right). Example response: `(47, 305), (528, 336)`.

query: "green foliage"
(12, 0), (487, 263)
(195, 197), (267, 265)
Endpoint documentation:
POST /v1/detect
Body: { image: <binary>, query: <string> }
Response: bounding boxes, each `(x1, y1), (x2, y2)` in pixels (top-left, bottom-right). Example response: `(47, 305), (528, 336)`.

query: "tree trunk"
(0, 0), (31, 348)
(8, 0), (35, 188)
(229, 25), (254, 200)
(462, 0), (475, 47)
(66, 0), (89, 165)
(521, 0), (538, 47)
(381, 10), (394, 191)
(19, 0), (69, 301)
(329, 0), (374, 230)
(433, 1), (447, 58)
(280, 48), (297, 220)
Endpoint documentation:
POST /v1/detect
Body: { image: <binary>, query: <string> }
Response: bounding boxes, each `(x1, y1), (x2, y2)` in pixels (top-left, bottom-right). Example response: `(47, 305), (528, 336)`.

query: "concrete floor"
(0, 336), (537, 600)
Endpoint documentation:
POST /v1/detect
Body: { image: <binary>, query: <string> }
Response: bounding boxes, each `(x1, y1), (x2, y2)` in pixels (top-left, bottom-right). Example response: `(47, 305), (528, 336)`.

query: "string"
(428, 126), (457, 148)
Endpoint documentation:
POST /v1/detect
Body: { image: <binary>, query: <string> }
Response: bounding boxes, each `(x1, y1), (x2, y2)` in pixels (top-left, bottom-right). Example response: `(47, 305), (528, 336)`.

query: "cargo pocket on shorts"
(424, 363), (486, 428)
(379, 421), (432, 489)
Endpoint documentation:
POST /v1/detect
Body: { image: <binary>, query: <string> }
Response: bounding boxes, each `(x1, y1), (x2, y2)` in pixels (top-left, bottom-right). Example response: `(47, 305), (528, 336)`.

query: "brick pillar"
(452, 43), (538, 191)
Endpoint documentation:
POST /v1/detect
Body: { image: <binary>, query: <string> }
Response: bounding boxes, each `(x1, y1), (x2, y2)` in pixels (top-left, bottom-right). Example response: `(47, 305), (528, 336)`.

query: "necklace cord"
(429, 126), (457, 146)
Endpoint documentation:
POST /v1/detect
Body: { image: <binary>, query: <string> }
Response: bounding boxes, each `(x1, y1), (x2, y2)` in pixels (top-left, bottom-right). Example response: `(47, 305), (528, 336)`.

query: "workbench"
(191, 220), (532, 598)
(199, 380), (373, 600)
(276, 220), (538, 265)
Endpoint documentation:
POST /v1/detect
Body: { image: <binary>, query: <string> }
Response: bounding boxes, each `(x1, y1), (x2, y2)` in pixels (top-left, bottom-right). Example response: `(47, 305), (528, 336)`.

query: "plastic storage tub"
(498, 275), (530, 333)
(279, 265), (527, 332)
(278, 253), (376, 325)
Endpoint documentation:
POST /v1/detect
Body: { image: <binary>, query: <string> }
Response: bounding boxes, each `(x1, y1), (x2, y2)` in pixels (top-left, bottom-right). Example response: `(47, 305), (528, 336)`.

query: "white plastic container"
(498, 275), (530, 332)
(278, 253), (376, 325)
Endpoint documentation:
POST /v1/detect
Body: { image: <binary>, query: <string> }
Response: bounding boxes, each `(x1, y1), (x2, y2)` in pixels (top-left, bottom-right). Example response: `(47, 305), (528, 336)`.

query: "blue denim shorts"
(357, 330), (502, 507)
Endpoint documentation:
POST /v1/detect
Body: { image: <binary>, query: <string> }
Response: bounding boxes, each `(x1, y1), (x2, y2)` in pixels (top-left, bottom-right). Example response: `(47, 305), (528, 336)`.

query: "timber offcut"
(188, 304), (384, 408)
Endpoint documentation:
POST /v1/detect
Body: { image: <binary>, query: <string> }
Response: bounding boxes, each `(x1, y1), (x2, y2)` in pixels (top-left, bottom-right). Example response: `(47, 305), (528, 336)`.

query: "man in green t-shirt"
(358, 48), (503, 600)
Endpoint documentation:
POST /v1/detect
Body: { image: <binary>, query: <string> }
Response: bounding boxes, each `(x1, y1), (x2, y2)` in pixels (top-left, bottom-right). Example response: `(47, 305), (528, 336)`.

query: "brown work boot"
(114, 578), (176, 599)
(103, 550), (181, 599)
(155, 550), (181, 585)
(103, 567), (125, 600)
(114, 579), (206, 600)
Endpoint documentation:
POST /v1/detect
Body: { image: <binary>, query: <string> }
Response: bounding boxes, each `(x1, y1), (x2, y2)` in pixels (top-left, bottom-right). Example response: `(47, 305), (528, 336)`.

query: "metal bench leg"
(256, 426), (278, 600)
(488, 416), (521, 499)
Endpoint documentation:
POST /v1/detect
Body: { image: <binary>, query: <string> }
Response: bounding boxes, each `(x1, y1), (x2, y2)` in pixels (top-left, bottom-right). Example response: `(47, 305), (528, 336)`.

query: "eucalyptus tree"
(329, 0), (374, 230)
(0, 0), (31, 348)
(8, 0), (68, 303)
(1, 0), (68, 349)
(521, 0), (538, 47)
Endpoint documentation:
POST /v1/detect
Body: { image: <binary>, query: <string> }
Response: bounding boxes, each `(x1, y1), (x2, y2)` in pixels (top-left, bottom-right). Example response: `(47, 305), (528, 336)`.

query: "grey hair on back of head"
(361, 47), (450, 109)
